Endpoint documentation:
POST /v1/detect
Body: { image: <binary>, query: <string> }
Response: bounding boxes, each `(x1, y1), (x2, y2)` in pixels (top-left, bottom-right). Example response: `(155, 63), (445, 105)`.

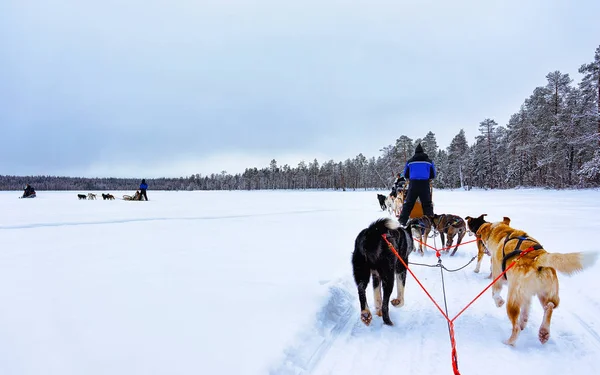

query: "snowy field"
(1, 188), (600, 375)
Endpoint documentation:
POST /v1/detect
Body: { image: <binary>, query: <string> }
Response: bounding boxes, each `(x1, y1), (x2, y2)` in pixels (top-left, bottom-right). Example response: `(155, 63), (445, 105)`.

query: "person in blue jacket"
(139, 179), (148, 201)
(398, 143), (436, 225)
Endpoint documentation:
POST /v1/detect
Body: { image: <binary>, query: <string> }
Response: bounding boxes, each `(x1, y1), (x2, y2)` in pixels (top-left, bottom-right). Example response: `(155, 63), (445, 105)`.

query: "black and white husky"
(351, 218), (415, 326)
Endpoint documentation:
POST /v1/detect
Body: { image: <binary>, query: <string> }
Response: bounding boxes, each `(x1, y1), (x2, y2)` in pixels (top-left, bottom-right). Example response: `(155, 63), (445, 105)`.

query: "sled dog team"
(353, 214), (597, 346)
(77, 193), (114, 200)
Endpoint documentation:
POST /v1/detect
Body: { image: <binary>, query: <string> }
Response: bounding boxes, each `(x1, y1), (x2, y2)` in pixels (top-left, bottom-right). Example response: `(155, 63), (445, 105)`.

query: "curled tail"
(368, 217), (400, 231)
(535, 251), (598, 275)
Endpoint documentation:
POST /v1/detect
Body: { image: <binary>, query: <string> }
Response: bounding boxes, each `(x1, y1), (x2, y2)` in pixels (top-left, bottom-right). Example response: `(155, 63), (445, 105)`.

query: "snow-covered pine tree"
(578, 45), (600, 183)
(476, 118), (499, 188)
(447, 129), (469, 188)
(422, 131), (438, 157)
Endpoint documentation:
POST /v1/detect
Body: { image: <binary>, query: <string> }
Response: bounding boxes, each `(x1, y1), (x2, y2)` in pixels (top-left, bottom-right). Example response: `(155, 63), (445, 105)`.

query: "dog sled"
(123, 190), (143, 201)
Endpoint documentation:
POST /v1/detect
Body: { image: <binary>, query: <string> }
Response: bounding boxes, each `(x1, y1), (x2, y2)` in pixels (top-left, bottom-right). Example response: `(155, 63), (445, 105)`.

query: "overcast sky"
(1, 0), (599, 178)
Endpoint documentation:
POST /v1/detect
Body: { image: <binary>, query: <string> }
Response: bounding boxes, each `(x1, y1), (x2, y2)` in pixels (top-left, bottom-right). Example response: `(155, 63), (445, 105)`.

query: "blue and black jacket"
(402, 146), (436, 181)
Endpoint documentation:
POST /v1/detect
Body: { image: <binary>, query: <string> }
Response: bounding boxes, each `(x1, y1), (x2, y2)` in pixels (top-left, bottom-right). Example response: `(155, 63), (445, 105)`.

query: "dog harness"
(416, 217), (431, 235)
(501, 234), (543, 279)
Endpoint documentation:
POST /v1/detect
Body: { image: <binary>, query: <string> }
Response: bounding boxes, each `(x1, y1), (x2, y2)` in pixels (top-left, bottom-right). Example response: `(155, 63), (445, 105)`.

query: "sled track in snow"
(0, 209), (345, 230)
(572, 313), (600, 348)
(270, 280), (357, 375)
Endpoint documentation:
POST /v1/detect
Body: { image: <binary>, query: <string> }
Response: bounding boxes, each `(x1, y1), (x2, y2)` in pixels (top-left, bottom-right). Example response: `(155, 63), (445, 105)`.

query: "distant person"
(139, 179), (148, 201)
(393, 172), (406, 194)
(22, 184), (36, 198)
(398, 143), (436, 226)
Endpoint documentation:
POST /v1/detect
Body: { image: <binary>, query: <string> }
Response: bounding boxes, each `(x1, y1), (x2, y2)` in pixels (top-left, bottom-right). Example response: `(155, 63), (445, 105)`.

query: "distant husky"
(102, 193), (115, 200)
(408, 215), (433, 256)
(352, 218), (415, 326)
(376, 194), (387, 211)
(384, 194), (397, 216)
(78, 194), (87, 200)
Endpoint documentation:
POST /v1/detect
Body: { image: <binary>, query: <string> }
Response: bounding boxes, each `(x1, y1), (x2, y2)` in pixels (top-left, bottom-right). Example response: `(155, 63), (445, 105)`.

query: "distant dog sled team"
(75, 179), (148, 201)
(19, 179), (148, 202)
(359, 143), (597, 347)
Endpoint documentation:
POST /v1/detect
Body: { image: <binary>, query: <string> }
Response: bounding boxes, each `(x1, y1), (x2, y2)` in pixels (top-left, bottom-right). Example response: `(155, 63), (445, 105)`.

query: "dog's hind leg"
(474, 240), (485, 273)
(391, 269), (407, 307)
(519, 297), (532, 331)
(352, 258), (372, 326)
(538, 300), (555, 344)
(372, 271), (383, 317)
(448, 229), (466, 256)
(356, 279), (372, 326)
(538, 289), (559, 344)
(503, 286), (523, 346)
(450, 229), (466, 256)
(445, 231), (454, 252)
(380, 272), (395, 326)
(411, 228), (424, 255)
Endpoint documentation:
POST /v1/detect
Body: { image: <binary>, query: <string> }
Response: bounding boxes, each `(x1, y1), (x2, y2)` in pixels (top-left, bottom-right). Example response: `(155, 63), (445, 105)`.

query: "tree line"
(1, 46), (598, 192)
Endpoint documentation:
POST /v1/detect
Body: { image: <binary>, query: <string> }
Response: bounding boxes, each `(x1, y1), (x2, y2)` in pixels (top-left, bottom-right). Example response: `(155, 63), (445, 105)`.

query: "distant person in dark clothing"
(398, 144), (436, 225)
(139, 179), (148, 201)
(393, 172), (406, 194)
(22, 184), (36, 198)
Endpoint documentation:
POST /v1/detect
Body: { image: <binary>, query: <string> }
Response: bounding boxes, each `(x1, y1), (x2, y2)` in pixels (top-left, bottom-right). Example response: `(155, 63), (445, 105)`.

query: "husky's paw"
(539, 327), (550, 344)
(494, 296), (505, 308)
(519, 318), (528, 331)
(360, 310), (372, 326)
(391, 298), (404, 307)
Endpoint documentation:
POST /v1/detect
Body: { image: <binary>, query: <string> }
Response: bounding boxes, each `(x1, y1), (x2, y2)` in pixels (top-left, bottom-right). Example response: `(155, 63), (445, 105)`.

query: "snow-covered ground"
(0, 188), (599, 375)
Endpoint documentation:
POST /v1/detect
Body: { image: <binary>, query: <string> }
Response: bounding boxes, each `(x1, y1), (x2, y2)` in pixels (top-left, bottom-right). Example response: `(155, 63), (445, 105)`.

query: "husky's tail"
(535, 251), (599, 275)
(367, 217), (400, 234)
(354, 218), (400, 257)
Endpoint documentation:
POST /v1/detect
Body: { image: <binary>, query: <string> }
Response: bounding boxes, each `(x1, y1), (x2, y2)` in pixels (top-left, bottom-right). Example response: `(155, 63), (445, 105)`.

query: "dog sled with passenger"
(123, 190), (144, 201)
(20, 184), (37, 199)
(123, 179), (149, 201)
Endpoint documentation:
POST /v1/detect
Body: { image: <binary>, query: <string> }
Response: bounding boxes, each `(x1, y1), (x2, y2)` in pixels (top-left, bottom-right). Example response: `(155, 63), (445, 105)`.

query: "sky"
(1, 0), (599, 178)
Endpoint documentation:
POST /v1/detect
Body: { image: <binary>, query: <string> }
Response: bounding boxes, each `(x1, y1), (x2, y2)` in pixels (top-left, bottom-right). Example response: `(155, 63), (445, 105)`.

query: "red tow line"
(382, 233), (536, 374)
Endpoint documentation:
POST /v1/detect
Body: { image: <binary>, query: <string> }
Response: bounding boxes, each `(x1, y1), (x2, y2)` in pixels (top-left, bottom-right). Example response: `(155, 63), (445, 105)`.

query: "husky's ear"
(478, 214), (488, 220)
(502, 216), (511, 225)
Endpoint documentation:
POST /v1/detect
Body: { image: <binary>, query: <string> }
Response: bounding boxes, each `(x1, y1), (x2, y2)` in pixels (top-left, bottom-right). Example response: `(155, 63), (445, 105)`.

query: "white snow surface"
(1, 189), (600, 375)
